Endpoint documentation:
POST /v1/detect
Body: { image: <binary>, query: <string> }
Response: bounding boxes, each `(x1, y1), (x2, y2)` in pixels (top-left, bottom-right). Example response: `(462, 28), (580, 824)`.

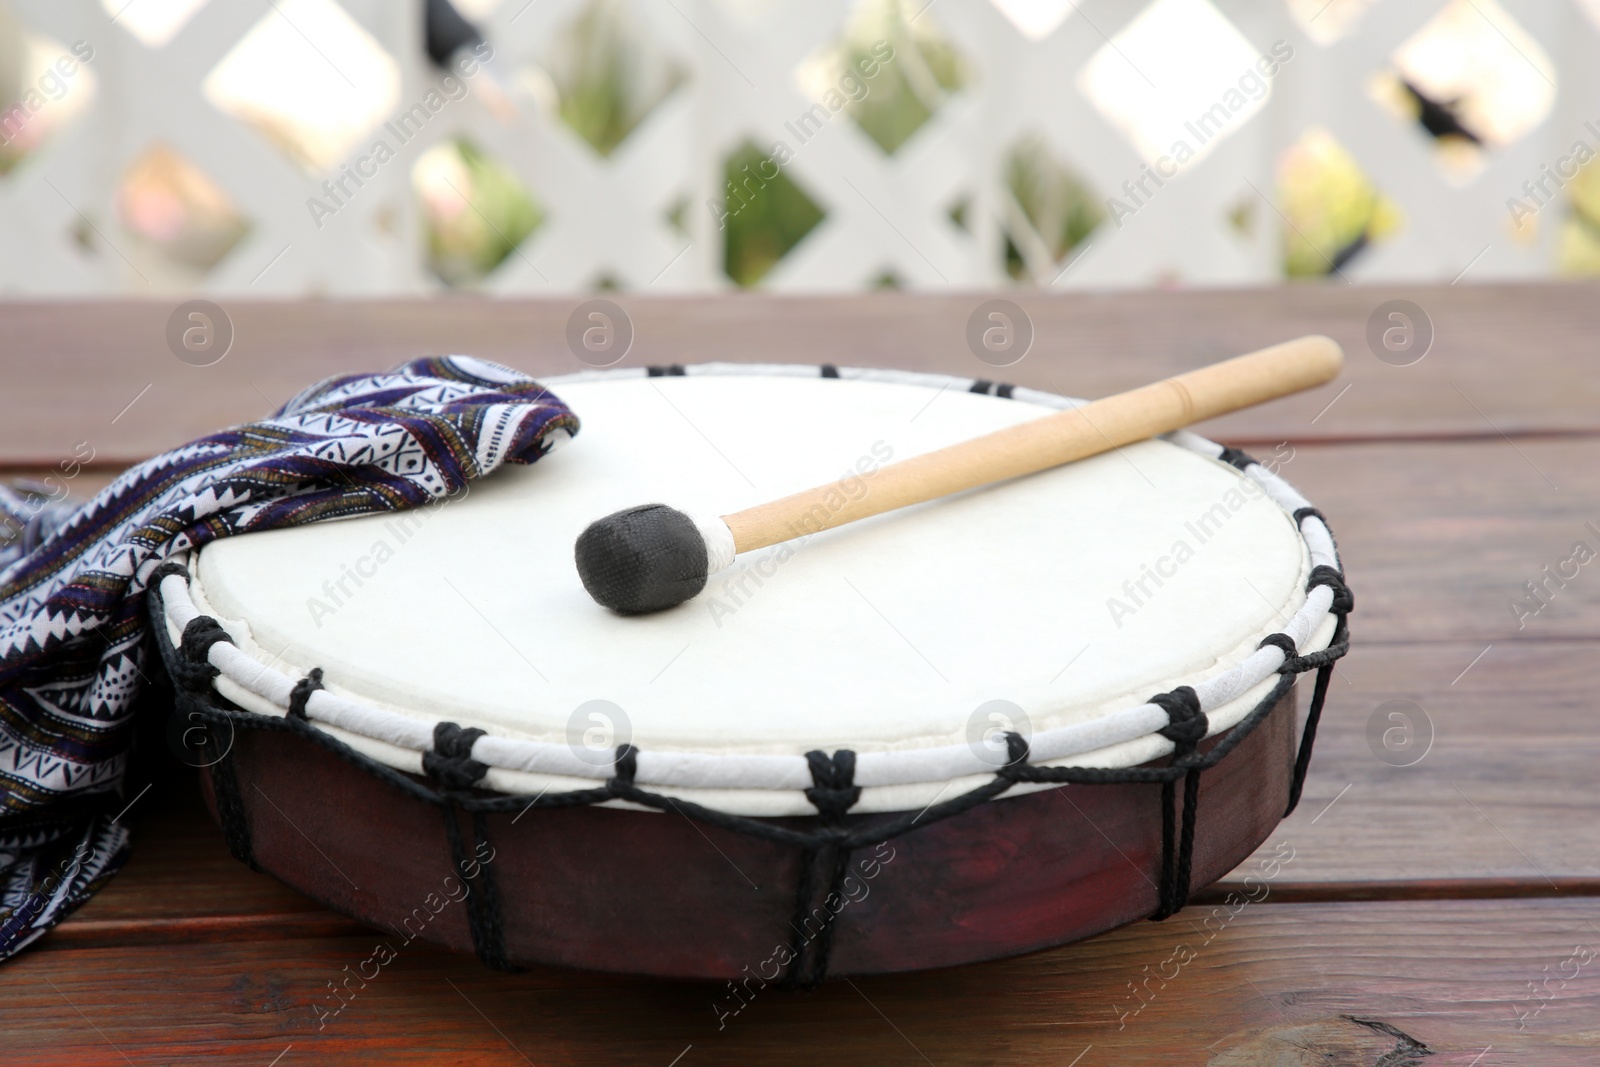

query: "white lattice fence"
(0, 0), (1596, 295)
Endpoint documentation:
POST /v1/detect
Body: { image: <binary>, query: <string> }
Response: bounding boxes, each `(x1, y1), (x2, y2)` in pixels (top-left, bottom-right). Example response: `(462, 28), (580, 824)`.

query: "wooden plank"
(7, 899), (1597, 1065)
(1218, 638), (1600, 889)
(1, 284), (1597, 464)
(1273, 438), (1594, 642)
(40, 912), (366, 950)
(53, 781), (344, 931)
(0, 469), (119, 493)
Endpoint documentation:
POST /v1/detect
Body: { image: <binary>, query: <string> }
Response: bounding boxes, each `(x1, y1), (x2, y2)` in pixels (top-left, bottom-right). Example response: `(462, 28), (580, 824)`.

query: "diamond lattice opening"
(1001, 134), (1103, 284)
(1285, 0), (1376, 46)
(102, 0), (213, 48)
(115, 143), (250, 284)
(989, 0), (1075, 41)
(1226, 195), (1255, 239)
(797, 0), (970, 156)
(1078, 0), (1278, 168)
(1558, 160), (1600, 277)
(947, 195), (971, 232)
(719, 140), (826, 288)
(527, 0), (688, 158)
(665, 195), (690, 237)
(0, 16), (97, 177)
(1276, 127), (1402, 279)
(414, 137), (544, 288)
(1369, 0), (1555, 184)
(203, 0), (401, 175)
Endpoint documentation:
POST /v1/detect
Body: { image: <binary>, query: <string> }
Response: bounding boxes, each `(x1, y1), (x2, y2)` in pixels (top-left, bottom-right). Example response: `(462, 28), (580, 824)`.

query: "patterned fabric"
(0, 356), (577, 962)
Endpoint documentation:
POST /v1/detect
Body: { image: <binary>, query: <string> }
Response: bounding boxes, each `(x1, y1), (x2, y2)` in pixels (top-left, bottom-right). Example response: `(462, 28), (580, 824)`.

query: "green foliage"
(1558, 159), (1600, 276)
(423, 139), (544, 288)
(1003, 135), (1103, 281)
(1278, 129), (1401, 279)
(720, 142), (826, 288)
(841, 0), (969, 155)
(550, 0), (686, 157)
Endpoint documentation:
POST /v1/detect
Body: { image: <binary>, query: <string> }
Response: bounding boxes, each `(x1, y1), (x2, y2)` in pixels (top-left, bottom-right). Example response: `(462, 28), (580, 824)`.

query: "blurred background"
(0, 0), (1595, 295)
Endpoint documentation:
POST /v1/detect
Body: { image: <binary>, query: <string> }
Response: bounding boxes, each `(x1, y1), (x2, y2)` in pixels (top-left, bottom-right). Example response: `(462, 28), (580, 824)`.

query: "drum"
(148, 364), (1350, 986)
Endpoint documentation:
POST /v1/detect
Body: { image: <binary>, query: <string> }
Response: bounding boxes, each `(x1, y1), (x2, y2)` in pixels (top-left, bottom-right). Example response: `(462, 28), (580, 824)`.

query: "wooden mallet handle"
(574, 335), (1343, 614)
(724, 334), (1343, 552)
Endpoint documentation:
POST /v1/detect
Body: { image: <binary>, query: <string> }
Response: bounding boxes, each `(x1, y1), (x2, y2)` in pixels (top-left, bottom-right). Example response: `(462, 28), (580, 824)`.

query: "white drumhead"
(181, 368), (1334, 815)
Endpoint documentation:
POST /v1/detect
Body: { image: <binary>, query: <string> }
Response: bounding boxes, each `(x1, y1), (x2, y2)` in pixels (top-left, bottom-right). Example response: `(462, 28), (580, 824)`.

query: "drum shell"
(197, 683), (1298, 980)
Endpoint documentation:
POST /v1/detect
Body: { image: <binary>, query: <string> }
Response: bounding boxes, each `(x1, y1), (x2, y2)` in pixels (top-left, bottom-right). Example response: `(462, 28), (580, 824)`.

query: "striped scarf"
(0, 356), (576, 961)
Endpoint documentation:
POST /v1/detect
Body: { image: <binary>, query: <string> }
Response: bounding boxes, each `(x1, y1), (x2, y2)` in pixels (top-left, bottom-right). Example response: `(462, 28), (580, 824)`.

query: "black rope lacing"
(1149, 686), (1206, 919)
(418, 721), (516, 971)
(288, 669), (323, 720)
(149, 548), (1353, 987)
(782, 750), (861, 990)
(158, 600), (261, 870)
(1286, 565), (1352, 817)
(1217, 446), (1256, 471)
(169, 616), (233, 691)
(423, 722), (488, 790)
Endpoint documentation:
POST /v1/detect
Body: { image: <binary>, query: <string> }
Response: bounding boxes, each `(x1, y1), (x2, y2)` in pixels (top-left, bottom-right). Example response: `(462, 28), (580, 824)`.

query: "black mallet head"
(575, 504), (712, 614)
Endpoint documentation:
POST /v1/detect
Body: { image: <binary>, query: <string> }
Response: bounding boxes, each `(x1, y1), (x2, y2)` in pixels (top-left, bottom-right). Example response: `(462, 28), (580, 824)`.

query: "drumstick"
(575, 335), (1343, 614)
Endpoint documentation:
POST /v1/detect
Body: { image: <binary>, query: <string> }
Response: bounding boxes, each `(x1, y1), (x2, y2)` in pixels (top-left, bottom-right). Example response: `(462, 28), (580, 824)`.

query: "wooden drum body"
(152, 365), (1349, 983)
(187, 686), (1296, 978)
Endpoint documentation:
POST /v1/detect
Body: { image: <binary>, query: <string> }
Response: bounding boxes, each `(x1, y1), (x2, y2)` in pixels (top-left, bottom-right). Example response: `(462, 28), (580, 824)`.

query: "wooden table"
(2, 286), (1597, 1065)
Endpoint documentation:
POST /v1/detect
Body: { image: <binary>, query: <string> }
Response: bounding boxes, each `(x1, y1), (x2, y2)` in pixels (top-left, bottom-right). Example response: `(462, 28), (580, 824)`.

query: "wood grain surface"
(2, 283), (1597, 465)
(1, 286), (1596, 1064)
(8, 898), (1597, 1066)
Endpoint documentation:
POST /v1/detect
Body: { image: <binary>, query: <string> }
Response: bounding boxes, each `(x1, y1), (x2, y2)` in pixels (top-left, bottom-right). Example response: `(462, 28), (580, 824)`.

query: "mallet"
(575, 335), (1343, 614)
